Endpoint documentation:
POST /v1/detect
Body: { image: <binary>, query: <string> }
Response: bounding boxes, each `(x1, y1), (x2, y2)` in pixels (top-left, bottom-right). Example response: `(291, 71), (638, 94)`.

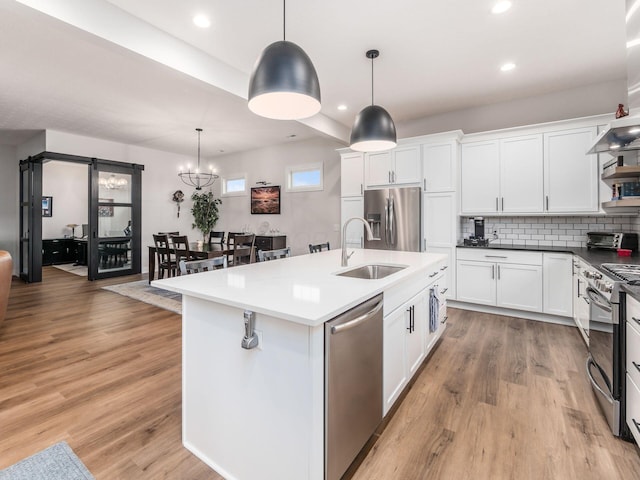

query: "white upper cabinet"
(460, 124), (599, 215)
(423, 142), (456, 192)
(365, 145), (421, 187)
(460, 141), (500, 214)
(500, 134), (544, 213)
(544, 127), (598, 213)
(340, 152), (364, 197)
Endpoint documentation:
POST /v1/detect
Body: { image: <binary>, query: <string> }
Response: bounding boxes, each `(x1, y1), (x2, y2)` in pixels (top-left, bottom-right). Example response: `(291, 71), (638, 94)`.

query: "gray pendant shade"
(248, 40), (321, 120)
(349, 49), (397, 152)
(349, 104), (397, 152)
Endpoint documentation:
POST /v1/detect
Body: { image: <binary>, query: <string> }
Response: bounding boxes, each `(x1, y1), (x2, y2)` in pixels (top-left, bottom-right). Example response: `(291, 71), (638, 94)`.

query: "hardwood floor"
(1, 269), (639, 479)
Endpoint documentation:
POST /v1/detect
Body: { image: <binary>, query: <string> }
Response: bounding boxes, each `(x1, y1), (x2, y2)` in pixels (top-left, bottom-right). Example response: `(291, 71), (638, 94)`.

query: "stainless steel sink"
(335, 264), (407, 280)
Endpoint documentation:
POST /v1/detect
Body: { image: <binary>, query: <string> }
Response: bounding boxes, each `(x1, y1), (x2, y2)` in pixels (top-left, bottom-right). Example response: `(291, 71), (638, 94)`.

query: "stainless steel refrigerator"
(364, 187), (421, 252)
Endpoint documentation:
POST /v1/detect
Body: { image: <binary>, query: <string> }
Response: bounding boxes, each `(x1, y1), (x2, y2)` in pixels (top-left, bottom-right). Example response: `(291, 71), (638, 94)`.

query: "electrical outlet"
(255, 329), (263, 350)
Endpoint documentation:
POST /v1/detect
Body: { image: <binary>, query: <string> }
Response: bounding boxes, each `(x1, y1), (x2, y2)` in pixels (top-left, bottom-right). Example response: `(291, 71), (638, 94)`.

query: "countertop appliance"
(586, 232), (638, 251)
(325, 294), (383, 480)
(585, 261), (636, 439)
(363, 187), (421, 252)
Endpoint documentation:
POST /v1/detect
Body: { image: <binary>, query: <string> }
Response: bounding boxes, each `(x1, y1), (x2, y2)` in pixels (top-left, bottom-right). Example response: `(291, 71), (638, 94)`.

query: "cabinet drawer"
(627, 321), (640, 389)
(456, 248), (542, 265)
(627, 295), (640, 331)
(626, 374), (640, 446)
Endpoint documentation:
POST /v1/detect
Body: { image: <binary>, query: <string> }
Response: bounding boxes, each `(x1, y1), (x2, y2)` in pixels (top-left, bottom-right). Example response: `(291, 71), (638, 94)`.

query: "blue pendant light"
(248, 0), (321, 120)
(350, 50), (397, 152)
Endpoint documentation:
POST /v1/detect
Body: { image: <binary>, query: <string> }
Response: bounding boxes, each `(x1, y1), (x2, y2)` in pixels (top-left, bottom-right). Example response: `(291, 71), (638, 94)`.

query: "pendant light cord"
(371, 55), (374, 105)
(196, 128), (202, 171)
(283, 0), (286, 41)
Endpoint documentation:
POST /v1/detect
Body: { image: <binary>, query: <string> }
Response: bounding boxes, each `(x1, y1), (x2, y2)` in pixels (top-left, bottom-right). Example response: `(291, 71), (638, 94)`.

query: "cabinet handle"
(429, 271), (438, 278)
(485, 255), (507, 259)
(440, 265), (448, 271)
(577, 279), (581, 298)
(406, 306), (412, 332)
(546, 195), (549, 210)
(497, 264), (501, 280)
(633, 317), (640, 327)
(360, 184), (363, 195)
(501, 197), (504, 211)
(441, 315), (448, 324)
(423, 178), (426, 190)
(496, 197), (499, 212)
(491, 265), (495, 279)
(440, 287), (448, 295)
(388, 171), (391, 183)
(633, 419), (640, 435)
(633, 361), (640, 373)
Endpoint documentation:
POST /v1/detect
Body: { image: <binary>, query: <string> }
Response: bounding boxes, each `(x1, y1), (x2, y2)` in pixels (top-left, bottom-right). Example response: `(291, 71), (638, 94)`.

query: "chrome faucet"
(342, 217), (379, 267)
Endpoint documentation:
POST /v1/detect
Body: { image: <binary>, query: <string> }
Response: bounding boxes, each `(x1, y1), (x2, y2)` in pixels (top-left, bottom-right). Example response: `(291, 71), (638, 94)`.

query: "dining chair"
(231, 234), (255, 266)
(170, 235), (196, 268)
(258, 247), (291, 262)
(158, 231), (179, 237)
(152, 234), (177, 279)
(209, 231), (225, 244)
(179, 256), (227, 275)
(309, 242), (330, 253)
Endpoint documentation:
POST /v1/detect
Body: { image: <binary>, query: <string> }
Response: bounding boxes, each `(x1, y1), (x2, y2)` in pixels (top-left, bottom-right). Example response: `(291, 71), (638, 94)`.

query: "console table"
(254, 235), (286, 252)
(42, 238), (87, 266)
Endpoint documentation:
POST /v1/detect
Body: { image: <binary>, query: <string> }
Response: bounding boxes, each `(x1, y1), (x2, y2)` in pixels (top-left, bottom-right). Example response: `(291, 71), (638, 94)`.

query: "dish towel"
(429, 287), (440, 333)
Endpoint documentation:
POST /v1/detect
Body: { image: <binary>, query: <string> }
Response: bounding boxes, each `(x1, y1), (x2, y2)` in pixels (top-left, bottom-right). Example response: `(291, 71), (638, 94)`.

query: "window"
(285, 162), (323, 192)
(222, 174), (247, 196)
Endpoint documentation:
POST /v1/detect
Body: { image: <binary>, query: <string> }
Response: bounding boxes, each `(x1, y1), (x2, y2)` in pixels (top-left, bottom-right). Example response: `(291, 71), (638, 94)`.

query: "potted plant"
(191, 191), (222, 243)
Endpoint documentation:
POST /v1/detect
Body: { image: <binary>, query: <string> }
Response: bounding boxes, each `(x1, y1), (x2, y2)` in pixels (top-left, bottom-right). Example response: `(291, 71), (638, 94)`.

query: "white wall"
(0, 145), (19, 275)
(398, 79), (627, 138)
(211, 137), (344, 256)
(42, 161), (88, 239)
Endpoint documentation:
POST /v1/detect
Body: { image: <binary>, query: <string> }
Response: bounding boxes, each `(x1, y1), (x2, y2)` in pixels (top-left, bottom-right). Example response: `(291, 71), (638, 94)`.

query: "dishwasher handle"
(331, 300), (383, 334)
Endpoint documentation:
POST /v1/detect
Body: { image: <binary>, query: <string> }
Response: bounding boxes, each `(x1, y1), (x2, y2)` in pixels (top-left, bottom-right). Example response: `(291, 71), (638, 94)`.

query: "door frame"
(18, 151), (144, 282)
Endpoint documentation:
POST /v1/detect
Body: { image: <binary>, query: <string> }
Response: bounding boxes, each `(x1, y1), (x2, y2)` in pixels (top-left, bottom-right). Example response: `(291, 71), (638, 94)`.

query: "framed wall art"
(42, 196), (52, 217)
(98, 198), (114, 217)
(251, 186), (280, 215)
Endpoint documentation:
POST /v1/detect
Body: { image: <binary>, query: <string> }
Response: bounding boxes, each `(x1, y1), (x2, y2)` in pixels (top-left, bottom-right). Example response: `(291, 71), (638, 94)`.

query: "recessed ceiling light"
(338, 104), (348, 111)
(193, 14), (211, 28)
(492, 1), (512, 14)
(500, 62), (516, 72)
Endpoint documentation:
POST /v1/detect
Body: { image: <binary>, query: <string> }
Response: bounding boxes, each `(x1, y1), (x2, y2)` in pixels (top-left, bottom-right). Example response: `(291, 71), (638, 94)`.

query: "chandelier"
(99, 174), (128, 189)
(178, 128), (219, 190)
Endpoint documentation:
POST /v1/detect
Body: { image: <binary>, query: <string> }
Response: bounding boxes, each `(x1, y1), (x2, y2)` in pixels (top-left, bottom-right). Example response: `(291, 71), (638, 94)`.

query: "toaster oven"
(586, 232), (638, 251)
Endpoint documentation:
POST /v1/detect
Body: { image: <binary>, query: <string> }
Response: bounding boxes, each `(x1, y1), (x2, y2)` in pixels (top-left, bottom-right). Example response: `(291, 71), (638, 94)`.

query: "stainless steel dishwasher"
(325, 293), (383, 480)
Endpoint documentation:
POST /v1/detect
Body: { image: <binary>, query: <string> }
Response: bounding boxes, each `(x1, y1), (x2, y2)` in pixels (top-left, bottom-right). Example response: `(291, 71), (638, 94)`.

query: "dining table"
(148, 242), (231, 283)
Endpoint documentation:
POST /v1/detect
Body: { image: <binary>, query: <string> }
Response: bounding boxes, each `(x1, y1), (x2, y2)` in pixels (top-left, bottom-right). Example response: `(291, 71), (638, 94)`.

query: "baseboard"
(448, 300), (575, 327)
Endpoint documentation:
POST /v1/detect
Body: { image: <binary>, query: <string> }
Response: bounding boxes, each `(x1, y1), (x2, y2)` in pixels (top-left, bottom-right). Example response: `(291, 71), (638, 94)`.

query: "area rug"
(52, 264), (87, 277)
(102, 279), (181, 314)
(0, 441), (94, 480)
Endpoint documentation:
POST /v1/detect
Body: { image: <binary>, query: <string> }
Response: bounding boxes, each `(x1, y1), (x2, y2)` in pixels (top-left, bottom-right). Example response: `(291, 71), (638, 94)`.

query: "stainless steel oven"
(585, 283), (621, 435)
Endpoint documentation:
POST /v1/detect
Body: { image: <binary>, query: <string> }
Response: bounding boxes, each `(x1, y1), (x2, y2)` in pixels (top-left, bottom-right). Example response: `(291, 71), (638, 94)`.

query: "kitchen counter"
(457, 242), (640, 270)
(153, 248), (445, 326)
(152, 249), (446, 480)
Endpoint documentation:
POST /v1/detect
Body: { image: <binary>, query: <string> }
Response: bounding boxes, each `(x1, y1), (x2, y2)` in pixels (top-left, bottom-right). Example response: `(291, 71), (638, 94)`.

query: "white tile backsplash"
(461, 215), (640, 247)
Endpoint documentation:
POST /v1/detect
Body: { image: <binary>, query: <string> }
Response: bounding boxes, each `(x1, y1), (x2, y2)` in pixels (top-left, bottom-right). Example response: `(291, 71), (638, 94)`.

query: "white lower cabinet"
(383, 271), (445, 416)
(626, 296), (640, 445)
(456, 248), (543, 313)
(543, 253), (573, 317)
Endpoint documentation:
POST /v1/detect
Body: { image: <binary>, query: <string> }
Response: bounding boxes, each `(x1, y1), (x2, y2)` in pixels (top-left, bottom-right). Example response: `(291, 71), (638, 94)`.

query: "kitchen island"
(153, 248), (447, 480)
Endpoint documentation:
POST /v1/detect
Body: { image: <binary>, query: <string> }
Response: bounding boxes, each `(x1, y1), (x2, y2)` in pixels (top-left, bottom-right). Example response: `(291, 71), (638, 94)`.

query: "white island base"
(154, 249), (448, 480)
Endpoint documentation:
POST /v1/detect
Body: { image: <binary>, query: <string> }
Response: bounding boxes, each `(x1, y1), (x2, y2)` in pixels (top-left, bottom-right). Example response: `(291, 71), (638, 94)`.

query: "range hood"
(587, 115), (640, 154)
(588, 0), (640, 154)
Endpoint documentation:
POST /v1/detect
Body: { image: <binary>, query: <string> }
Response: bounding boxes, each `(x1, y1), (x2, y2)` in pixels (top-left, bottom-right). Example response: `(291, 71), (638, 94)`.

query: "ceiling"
(0, 0), (629, 158)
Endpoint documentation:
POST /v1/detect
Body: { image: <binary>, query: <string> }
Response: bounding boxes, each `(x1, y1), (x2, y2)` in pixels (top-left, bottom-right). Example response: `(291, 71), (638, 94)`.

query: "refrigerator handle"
(388, 196), (395, 246)
(384, 197), (390, 245)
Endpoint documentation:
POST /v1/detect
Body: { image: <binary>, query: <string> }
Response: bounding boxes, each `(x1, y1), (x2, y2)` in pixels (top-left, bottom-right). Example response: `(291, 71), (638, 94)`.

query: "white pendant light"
(248, 0), (321, 120)
(350, 49), (397, 152)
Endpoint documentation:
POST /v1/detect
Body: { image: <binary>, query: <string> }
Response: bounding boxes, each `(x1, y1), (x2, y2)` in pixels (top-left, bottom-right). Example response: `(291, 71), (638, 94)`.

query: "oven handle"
(585, 287), (612, 313)
(586, 356), (614, 404)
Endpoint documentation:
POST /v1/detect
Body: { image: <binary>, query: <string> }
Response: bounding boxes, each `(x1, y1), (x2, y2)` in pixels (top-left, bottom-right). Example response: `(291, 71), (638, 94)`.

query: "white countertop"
(152, 249), (446, 326)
